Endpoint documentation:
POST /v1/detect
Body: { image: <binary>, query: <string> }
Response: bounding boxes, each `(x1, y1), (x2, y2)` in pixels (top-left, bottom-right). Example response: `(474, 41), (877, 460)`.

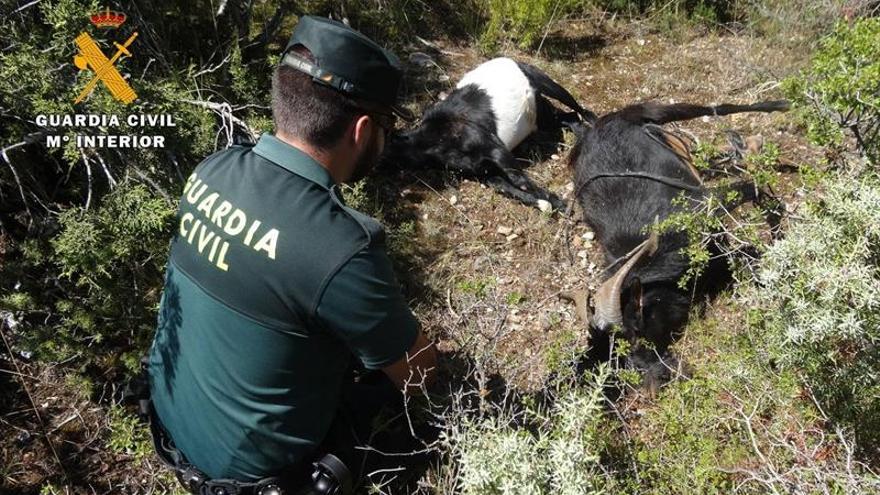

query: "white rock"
(497, 225), (513, 235)
(537, 199), (552, 213)
(582, 231), (595, 241)
(506, 233), (520, 242)
(450, 195), (458, 205)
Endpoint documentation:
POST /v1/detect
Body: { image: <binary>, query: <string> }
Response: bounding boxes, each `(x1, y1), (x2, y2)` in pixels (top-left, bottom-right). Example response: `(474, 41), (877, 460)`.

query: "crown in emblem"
(90, 7), (126, 28)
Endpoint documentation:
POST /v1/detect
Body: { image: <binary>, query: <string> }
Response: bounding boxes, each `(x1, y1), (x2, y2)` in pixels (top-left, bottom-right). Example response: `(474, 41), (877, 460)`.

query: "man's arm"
(382, 330), (437, 393)
(316, 242), (437, 391)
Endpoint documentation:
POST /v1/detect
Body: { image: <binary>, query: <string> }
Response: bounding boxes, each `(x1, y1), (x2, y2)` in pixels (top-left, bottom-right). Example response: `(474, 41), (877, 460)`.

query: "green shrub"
(783, 18), (880, 163)
(23, 184), (175, 372)
(107, 404), (152, 460)
(480, 0), (592, 51)
(445, 366), (610, 494)
(748, 171), (880, 456)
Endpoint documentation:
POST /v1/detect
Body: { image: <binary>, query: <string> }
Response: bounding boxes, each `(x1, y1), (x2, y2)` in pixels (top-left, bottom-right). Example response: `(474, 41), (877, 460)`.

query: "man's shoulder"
(336, 201), (385, 247)
(193, 142), (255, 170)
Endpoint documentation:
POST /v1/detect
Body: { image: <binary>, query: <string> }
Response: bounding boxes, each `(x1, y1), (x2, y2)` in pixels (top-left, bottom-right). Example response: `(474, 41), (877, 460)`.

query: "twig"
(1, 141), (32, 221)
(535, 0), (564, 57)
(80, 150), (93, 210)
(0, 318), (69, 483)
(11, 0), (42, 15)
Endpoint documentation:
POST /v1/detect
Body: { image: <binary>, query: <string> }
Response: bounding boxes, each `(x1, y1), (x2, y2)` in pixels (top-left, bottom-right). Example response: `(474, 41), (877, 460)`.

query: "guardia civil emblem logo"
(73, 7), (138, 104)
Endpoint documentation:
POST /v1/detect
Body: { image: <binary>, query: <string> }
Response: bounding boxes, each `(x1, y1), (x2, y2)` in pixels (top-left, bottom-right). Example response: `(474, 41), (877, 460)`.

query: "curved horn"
(591, 231), (659, 329)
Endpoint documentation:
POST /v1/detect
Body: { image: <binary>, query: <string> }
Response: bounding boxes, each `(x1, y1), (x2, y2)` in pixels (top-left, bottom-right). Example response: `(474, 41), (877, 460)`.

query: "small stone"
(537, 199), (552, 213)
(506, 233), (520, 242)
(540, 314), (555, 332)
(702, 116), (711, 123)
(582, 231), (595, 241)
(15, 430), (32, 446)
(450, 195), (458, 205)
(577, 250), (588, 259)
(497, 225), (513, 235)
(422, 213), (428, 220)
(551, 154), (560, 161)
(637, 39), (646, 46)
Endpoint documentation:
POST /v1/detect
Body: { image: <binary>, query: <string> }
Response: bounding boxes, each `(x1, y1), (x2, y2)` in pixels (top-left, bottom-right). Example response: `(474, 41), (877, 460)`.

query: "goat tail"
(628, 99), (791, 125)
(712, 100), (791, 117)
(516, 61), (598, 124)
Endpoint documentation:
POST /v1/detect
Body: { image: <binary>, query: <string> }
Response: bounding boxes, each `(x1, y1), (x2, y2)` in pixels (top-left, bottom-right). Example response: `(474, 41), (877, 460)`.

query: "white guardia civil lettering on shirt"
(455, 57), (538, 151)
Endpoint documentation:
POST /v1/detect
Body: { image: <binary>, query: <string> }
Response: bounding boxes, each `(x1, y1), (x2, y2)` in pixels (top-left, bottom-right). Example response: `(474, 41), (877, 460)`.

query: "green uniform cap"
(282, 15), (413, 121)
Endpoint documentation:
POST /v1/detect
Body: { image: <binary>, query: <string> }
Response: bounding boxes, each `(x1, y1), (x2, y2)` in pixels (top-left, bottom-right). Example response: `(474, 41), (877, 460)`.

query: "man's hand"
(382, 331), (437, 394)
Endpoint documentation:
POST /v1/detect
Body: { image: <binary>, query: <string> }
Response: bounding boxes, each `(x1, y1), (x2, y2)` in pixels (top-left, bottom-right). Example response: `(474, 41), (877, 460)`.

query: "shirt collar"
(252, 133), (335, 190)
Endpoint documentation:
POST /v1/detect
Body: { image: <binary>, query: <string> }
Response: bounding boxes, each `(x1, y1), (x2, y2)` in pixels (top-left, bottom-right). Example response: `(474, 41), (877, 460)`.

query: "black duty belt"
(145, 402), (309, 495)
(133, 357), (353, 495)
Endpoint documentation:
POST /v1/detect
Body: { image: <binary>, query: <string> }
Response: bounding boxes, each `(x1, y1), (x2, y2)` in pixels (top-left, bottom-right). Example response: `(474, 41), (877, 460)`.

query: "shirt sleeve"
(315, 243), (419, 370)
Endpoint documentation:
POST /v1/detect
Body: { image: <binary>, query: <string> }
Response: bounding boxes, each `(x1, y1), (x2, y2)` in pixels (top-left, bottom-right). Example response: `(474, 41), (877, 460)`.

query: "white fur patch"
(456, 58), (537, 150)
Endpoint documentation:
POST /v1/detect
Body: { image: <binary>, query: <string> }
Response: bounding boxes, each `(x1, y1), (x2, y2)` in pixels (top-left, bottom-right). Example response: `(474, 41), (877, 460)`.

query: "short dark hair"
(271, 49), (361, 150)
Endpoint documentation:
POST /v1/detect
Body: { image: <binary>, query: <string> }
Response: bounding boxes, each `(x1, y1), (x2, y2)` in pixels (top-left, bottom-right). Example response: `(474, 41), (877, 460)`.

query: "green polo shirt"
(147, 133), (419, 481)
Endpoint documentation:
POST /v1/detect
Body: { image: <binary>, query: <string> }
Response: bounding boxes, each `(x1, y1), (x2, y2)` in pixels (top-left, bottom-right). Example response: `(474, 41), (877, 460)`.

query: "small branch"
(11, 0), (42, 15)
(1, 140), (32, 221)
(0, 317), (69, 483)
(80, 150), (93, 210)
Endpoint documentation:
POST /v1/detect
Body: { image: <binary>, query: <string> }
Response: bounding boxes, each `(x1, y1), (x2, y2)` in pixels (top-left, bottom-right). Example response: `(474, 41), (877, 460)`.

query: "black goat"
(382, 57), (595, 211)
(566, 100), (789, 371)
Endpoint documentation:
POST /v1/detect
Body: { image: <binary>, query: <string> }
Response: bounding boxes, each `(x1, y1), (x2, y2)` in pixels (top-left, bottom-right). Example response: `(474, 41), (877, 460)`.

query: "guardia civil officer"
(146, 16), (437, 495)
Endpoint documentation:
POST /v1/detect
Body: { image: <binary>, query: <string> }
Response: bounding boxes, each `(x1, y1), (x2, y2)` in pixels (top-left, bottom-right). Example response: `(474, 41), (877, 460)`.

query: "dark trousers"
(318, 369), (404, 486)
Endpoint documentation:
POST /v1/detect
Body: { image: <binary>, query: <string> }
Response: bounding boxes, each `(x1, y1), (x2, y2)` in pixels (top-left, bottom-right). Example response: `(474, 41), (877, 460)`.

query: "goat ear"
(629, 277), (644, 321)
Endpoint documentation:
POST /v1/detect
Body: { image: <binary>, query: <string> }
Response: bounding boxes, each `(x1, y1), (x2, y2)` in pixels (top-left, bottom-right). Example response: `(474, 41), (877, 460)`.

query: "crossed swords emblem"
(73, 31), (138, 104)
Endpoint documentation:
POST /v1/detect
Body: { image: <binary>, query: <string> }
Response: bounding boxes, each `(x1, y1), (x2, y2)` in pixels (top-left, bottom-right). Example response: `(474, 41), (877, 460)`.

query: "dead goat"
(382, 57), (596, 211)
(564, 99), (789, 381)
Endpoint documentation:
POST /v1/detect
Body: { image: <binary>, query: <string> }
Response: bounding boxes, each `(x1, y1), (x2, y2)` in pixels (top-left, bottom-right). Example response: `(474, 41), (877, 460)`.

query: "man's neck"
(275, 131), (348, 184)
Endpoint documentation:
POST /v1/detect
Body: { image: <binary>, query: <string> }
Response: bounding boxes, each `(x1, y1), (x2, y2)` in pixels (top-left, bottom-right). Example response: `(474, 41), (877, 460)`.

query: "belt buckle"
(177, 467), (206, 493)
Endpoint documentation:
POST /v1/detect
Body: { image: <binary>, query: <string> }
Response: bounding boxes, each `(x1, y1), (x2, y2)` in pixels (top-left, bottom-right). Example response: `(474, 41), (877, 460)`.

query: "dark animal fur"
(381, 63), (593, 210)
(571, 100), (789, 367)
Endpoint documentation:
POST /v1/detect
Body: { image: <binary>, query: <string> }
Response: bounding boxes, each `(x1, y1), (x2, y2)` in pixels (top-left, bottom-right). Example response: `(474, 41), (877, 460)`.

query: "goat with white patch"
(382, 58), (595, 211)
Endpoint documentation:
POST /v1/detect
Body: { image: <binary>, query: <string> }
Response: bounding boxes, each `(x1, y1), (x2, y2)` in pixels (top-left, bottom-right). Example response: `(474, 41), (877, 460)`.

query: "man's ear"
(352, 114), (374, 151)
